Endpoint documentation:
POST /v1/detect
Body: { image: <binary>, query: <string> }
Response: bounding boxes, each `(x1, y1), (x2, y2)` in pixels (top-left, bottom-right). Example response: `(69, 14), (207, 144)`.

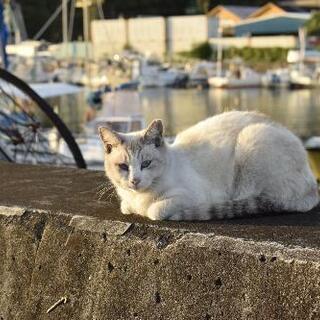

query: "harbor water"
(50, 87), (320, 140)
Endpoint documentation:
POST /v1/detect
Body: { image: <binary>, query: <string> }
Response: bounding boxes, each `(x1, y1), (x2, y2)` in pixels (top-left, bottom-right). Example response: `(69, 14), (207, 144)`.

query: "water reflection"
(47, 91), (86, 133)
(141, 88), (320, 138)
(51, 88), (320, 139)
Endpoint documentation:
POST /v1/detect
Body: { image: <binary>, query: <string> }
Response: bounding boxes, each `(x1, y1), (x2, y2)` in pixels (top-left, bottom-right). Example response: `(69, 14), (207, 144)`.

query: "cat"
(99, 111), (319, 221)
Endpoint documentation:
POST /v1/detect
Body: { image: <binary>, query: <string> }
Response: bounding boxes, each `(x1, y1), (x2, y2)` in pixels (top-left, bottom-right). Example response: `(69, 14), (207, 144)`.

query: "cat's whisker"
(96, 181), (117, 202)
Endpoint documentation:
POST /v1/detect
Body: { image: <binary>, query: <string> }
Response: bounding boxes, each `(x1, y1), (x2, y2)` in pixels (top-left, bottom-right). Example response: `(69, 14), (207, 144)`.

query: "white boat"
(290, 67), (320, 88)
(208, 67), (261, 89)
(261, 69), (290, 89)
(0, 81), (82, 99)
(133, 59), (186, 88)
(288, 28), (320, 88)
(187, 61), (216, 88)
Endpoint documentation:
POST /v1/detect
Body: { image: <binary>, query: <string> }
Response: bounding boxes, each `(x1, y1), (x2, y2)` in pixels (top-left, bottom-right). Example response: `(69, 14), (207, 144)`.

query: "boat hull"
(208, 77), (261, 88)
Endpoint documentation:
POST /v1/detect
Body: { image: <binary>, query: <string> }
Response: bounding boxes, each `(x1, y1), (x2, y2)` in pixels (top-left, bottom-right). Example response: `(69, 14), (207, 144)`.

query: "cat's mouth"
(128, 184), (148, 192)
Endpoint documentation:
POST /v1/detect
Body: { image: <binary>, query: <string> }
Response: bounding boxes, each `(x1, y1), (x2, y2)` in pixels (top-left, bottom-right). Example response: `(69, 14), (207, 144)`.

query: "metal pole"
(298, 27), (305, 74)
(216, 21), (223, 77)
(62, 0), (68, 43)
(82, 0), (90, 86)
(62, 0), (68, 58)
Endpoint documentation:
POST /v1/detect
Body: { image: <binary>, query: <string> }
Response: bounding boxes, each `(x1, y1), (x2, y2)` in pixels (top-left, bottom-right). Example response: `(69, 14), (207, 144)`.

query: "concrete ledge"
(1, 161), (320, 319)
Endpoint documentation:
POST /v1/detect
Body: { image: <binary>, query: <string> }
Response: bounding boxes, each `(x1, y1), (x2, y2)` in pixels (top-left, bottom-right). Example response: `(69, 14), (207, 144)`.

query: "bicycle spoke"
(0, 68), (86, 168)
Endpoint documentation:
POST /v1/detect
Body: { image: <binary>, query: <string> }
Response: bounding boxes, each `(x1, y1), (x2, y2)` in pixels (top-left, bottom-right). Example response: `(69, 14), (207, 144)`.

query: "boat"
(289, 66), (320, 88)
(261, 69), (290, 89)
(133, 59), (187, 88)
(115, 80), (139, 91)
(208, 24), (261, 89)
(186, 61), (216, 88)
(288, 28), (320, 89)
(208, 66), (261, 89)
(0, 80), (83, 99)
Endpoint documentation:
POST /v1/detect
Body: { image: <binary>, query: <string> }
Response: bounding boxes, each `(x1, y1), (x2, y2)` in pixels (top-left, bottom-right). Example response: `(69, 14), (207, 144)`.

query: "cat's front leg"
(147, 197), (190, 221)
(120, 200), (133, 215)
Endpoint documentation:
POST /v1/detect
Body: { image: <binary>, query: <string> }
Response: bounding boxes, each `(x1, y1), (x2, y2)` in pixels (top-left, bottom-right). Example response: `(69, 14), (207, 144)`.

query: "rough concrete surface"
(1, 161), (320, 320)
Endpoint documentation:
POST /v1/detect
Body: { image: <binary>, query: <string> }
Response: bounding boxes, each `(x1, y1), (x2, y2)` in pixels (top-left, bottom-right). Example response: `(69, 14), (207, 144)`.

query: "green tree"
(305, 12), (320, 35)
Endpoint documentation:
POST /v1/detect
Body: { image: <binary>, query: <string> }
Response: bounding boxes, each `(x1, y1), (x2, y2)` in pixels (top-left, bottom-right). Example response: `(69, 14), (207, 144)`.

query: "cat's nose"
(131, 177), (141, 186)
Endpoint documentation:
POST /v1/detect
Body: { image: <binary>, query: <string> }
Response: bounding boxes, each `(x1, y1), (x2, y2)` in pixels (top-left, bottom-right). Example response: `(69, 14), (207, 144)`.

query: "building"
(207, 5), (259, 28)
(209, 2), (310, 50)
(247, 2), (287, 19)
(166, 15), (218, 54)
(234, 3), (310, 36)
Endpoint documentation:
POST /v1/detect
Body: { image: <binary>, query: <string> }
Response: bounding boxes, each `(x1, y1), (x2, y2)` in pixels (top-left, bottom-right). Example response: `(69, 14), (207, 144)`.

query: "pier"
(0, 161), (320, 319)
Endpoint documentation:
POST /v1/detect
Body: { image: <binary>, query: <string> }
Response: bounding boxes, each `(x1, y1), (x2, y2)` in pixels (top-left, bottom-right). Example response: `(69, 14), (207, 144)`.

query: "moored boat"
(208, 66), (261, 89)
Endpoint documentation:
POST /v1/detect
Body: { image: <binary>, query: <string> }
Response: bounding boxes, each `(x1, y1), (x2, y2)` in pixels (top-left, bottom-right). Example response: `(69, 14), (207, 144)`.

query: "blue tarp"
(0, 0), (8, 69)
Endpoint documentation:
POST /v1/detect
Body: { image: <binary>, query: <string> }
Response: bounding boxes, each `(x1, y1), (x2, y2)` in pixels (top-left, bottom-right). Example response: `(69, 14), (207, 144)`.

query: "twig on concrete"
(46, 296), (68, 314)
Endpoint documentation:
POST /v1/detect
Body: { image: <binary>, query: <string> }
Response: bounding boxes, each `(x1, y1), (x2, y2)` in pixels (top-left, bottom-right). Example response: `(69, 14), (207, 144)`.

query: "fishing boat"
(133, 59), (187, 88)
(290, 67), (320, 88)
(261, 69), (290, 89)
(208, 23), (261, 89)
(208, 66), (261, 89)
(187, 61), (216, 88)
(288, 29), (320, 88)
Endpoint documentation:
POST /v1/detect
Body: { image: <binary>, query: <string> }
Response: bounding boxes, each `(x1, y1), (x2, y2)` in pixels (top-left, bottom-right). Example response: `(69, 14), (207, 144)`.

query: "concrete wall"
(91, 15), (219, 59)
(91, 19), (127, 59)
(209, 35), (297, 49)
(128, 17), (166, 57)
(1, 162), (320, 319)
(167, 15), (218, 54)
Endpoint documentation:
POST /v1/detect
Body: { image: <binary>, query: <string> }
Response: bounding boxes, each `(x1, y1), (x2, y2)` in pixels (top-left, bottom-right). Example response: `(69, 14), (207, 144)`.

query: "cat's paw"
(147, 202), (167, 220)
(120, 201), (132, 215)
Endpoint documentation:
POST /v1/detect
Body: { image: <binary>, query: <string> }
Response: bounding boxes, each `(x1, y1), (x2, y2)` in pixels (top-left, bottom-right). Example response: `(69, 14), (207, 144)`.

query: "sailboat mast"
(298, 27), (305, 74)
(82, 0), (90, 85)
(62, 0), (68, 43)
(216, 20), (222, 77)
(62, 0), (68, 57)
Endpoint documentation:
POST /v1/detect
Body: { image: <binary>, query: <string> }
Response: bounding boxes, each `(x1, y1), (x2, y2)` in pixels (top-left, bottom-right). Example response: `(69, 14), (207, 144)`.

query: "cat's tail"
(209, 195), (283, 219)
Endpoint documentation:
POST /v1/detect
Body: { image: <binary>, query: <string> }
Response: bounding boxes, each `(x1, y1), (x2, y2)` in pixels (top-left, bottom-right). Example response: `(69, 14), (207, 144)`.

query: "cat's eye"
(118, 163), (129, 171)
(141, 160), (152, 169)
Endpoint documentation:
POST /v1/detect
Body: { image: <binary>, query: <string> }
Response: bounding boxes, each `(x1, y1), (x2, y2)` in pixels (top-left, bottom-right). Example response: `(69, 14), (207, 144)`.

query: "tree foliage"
(180, 41), (213, 59)
(305, 12), (320, 35)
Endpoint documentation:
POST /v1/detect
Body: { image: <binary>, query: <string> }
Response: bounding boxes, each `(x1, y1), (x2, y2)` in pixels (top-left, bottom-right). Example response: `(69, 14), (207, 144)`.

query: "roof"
(234, 12), (311, 36)
(222, 5), (260, 19)
(248, 2), (309, 18)
(280, 0), (320, 7)
(248, 2), (285, 19)
(208, 5), (259, 20)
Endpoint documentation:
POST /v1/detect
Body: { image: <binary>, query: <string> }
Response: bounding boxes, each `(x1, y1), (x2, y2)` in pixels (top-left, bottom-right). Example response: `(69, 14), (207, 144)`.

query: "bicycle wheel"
(0, 68), (86, 168)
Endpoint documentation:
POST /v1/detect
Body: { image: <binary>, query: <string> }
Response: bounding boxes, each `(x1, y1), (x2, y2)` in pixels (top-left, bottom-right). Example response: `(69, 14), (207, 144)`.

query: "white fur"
(100, 111), (319, 221)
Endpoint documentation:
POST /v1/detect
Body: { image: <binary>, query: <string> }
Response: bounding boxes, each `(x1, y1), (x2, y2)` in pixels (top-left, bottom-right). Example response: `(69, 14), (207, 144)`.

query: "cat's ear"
(99, 127), (122, 154)
(143, 119), (164, 147)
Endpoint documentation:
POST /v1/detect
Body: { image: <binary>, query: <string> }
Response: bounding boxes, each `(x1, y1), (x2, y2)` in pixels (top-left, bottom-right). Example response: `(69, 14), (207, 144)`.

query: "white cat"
(99, 111), (319, 221)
